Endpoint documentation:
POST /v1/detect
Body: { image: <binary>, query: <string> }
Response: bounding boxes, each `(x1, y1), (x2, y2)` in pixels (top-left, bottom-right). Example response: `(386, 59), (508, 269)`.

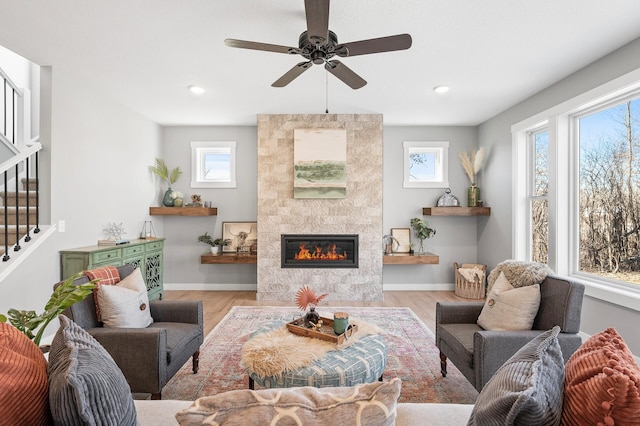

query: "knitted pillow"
(95, 267), (153, 328)
(487, 259), (552, 292)
(477, 271), (541, 330)
(562, 328), (640, 425)
(175, 378), (401, 426)
(86, 265), (121, 322)
(47, 315), (137, 425)
(468, 326), (564, 425)
(0, 322), (52, 425)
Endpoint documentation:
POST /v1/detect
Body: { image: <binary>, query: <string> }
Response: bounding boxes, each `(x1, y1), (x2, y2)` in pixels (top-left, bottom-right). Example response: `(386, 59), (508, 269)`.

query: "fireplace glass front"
(281, 234), (358, 268)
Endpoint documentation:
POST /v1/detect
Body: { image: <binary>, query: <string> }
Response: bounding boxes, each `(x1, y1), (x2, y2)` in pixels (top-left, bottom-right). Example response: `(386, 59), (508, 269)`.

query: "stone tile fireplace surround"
(257, 114), (383, 302)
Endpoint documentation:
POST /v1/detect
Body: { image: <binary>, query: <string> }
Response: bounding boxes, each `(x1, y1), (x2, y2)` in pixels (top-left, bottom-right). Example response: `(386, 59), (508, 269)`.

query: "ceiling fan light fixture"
(433, 85), (450, 94)
(189, 85), (205, 95)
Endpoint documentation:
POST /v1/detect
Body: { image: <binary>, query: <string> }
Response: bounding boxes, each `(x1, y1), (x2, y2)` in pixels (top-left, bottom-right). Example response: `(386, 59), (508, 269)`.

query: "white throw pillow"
(477, 271), (541, 331)
(96, 268), (153, 328)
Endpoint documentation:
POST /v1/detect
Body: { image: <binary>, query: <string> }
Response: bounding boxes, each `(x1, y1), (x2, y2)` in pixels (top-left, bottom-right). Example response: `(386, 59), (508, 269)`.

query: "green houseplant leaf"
(0, 271), (97, 346)
(150, 158), (182, 186)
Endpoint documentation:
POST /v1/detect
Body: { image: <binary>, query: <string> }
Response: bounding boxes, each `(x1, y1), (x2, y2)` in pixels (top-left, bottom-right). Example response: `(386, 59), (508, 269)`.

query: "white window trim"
(402, 141), (449, 188)
(512, 67), (640, 312)
(190, 141), (236, 188)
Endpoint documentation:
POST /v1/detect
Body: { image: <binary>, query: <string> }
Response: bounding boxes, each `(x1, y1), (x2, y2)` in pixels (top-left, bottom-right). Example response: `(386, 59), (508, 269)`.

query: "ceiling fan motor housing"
(299, 30), (340, 64)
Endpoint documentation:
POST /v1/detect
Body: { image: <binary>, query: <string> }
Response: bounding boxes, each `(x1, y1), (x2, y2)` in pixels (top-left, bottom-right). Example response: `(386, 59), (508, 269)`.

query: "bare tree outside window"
(578, 98), (640, 285)
(530, 130), (549, 264)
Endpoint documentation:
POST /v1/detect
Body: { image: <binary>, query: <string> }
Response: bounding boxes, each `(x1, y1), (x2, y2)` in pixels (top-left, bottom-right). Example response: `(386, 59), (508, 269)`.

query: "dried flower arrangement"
(294, 286), (328, 311)
(458, 148), (485, 186)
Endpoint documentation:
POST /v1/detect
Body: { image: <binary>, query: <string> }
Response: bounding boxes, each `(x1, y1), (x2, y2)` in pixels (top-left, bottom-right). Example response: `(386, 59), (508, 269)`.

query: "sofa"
(2, 308), (639, 425)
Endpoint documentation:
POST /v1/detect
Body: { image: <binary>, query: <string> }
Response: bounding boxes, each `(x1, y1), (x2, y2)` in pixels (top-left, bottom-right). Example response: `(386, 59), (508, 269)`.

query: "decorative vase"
(468, 185), (480, 207)
(162, 188), (175, 207)
(304, 306), (320, 328)
(418, 239), (425, 254)
(210, 246), (220, 254)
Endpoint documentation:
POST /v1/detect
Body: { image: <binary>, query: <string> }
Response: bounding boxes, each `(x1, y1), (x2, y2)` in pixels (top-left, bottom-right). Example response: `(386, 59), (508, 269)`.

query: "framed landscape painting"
(293, 128), (347, 199)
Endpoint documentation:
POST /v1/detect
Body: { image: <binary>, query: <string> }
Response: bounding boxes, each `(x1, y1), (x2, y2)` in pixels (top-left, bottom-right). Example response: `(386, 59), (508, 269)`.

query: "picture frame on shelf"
(391, 228), (411, 253)
(222, 222), (257, 253)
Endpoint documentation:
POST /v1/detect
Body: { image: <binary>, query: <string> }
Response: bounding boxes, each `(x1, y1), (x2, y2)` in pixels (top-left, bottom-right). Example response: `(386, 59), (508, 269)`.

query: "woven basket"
(454, 262), (487, 299)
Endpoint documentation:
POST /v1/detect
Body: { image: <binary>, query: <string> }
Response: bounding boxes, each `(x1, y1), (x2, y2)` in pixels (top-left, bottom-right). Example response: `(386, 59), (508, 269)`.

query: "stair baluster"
(13, 164), (21, 252)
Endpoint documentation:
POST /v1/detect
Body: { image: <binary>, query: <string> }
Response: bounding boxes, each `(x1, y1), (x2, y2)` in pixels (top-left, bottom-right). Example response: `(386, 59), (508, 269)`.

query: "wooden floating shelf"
(149, 207), (218, 216)
(383, 252), (439, 265)
(422, 207), (491, 216)
(201, 253), (257, 264)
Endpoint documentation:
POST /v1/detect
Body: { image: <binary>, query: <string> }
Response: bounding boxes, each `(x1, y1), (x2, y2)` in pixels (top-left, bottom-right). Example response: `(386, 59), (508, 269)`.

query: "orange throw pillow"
(0, 322), (52, 425)
(85, 265), (121, 322)
(562, 328), (640, 425)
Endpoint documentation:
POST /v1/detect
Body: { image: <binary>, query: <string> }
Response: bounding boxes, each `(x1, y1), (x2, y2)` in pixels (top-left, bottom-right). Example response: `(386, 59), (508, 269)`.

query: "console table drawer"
(92, 249), (121, 263)
(145, 240), (164, 251)
(123, 245), (145, 257)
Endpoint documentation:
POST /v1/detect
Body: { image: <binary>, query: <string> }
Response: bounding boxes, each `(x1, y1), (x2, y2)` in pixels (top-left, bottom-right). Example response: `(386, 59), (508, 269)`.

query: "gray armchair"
(436, 275), (584, 392)
(60, 264), (203, 399)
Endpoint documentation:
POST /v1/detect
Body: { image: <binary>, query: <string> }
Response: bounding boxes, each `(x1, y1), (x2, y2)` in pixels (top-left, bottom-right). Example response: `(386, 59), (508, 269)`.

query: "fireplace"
(281, 234), (359, 268)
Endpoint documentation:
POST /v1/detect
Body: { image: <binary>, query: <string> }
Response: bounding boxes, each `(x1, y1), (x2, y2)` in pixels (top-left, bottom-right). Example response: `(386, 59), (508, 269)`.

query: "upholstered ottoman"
(246, 323), (387, 389)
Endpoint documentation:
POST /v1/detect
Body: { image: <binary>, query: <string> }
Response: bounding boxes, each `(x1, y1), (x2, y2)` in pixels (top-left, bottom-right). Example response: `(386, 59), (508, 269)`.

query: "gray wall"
(161, 126), (258, 289)
(478, 37), (640, 354)
(382, 126), (481, 289)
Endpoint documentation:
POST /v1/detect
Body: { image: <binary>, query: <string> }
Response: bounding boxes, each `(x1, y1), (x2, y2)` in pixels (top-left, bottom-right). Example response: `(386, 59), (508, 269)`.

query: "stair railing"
(0, 138), (41, 261)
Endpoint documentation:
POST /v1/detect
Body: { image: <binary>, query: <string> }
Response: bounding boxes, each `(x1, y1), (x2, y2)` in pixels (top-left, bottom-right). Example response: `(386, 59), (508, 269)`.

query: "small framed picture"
(222, 222), (257, 253)
(391, 228), (411, 253)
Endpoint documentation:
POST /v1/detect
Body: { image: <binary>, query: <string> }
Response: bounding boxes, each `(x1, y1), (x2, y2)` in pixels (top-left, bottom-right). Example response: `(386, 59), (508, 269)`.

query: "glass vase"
(304, 306), (320, 328)
(162, 188), (175, 207)
(468, 185), (480, 207)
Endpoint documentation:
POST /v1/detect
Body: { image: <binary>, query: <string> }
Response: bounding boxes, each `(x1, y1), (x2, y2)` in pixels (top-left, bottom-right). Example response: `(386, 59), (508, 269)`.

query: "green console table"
(60, 238), (165, 300)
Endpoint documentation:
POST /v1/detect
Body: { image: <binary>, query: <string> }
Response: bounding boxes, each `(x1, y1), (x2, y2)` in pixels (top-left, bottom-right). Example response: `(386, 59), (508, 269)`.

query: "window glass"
(578, 98), (640, 286)
(529, 129), (549, 263)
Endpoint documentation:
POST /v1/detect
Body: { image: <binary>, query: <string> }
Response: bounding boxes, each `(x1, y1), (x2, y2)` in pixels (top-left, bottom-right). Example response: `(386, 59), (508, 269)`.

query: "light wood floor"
(164, 290), (474, 336)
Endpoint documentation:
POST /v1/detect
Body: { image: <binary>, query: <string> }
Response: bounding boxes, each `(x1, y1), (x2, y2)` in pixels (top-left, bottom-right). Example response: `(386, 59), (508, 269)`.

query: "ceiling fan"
(224, 0), (412, 89)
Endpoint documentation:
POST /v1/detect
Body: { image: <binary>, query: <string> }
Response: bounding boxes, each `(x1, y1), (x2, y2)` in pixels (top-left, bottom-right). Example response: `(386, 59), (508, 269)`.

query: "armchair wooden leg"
(439, 351), (448, 377)
(192, 349), (200, 374)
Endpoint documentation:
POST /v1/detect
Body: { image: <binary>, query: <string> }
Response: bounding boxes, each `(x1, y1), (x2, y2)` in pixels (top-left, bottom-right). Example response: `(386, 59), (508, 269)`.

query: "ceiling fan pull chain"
(325, 69), (329, 114)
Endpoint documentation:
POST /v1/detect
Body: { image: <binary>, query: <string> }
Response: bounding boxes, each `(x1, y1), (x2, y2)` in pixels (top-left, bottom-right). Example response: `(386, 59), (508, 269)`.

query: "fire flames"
(294, 243), (347, 261)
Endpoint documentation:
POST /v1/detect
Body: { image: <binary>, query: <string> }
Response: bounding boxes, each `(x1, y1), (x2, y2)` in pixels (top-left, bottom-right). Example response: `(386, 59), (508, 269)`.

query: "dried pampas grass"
(458, 148), (485, 185)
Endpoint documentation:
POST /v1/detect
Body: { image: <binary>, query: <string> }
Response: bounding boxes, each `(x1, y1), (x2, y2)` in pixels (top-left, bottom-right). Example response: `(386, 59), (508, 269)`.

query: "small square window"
(191, 141), (236, 188)
(403, 141), (449, 188)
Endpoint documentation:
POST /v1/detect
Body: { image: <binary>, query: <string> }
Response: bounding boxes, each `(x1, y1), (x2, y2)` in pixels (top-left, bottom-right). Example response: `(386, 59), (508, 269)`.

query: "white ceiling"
(1, 0), (640, 126)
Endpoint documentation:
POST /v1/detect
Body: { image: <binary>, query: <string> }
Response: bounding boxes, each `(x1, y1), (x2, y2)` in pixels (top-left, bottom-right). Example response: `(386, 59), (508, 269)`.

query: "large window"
(576, 98), (640, 285)
(513, 70), (640, 305)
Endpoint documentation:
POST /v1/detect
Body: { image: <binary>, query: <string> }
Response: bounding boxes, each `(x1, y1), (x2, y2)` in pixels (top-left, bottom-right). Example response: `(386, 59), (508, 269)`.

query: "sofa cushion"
(562, 328), (640, 425)
(96, 267), (153, 328)
(0, 322), (52, 426)
(477, 272), (541, 331)
(467, 326), (564, 425)
(48, 315), (137, 425)
(86, 265), (121, 322)
(175, 377), (401, 426)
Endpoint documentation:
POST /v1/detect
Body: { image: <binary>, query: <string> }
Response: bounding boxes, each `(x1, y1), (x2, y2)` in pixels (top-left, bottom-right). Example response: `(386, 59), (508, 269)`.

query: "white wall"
(478, 36), (640, 354)
(0, 65), (162, 341)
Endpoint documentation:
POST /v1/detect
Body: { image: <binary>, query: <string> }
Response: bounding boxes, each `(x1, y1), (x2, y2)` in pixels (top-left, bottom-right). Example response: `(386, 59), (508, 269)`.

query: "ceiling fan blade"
(324, 60), (366, 90)
(272, 61), (313, 87)
(305, 0), (330, 44)
(224, 38), (301, 55)
(335, 34), (412, 57)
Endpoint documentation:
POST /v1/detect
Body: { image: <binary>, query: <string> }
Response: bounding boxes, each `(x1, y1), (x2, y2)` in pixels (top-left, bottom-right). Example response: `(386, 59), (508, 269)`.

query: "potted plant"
(197, 232), (229, 254)
(149, 158), (183, 207)
(0, 272), (97, 347)
(410, 217), (436, 254)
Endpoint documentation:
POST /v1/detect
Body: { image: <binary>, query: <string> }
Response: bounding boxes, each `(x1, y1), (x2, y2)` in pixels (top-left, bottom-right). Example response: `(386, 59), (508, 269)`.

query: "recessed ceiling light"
(433, 85), (450, 94)
(189, 85), (205, 95)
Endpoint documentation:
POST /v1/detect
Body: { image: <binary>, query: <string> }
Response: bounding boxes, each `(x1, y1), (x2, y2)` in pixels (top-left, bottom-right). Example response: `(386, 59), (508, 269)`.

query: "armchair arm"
(150, 300), (203, 324)
(436, 302), (484, 325)
(87, 327), (167, 394)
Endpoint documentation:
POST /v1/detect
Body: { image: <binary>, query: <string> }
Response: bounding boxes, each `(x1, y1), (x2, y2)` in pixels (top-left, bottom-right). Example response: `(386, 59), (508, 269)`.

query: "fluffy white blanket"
(240, 318), (383, 378)
(487, 259), (553, 291)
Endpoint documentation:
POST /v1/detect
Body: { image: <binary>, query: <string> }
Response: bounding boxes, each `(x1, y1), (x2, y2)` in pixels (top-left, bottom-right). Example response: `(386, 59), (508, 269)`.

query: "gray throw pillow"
(48, 315), (137, 425)
(467, 326), (564, 426)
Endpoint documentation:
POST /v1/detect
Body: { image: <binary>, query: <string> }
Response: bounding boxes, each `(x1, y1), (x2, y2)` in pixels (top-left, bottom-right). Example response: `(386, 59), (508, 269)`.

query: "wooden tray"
(286, 316), (358, 345)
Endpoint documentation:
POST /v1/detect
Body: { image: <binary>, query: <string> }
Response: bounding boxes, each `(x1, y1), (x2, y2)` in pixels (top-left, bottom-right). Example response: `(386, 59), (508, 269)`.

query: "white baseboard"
(163, 283), (257, 291)
(382, 283), (455, 291)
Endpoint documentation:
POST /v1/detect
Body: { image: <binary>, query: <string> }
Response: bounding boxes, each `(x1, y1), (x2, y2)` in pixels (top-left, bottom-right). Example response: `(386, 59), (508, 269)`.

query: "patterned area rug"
(162, 306), (478, 404)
